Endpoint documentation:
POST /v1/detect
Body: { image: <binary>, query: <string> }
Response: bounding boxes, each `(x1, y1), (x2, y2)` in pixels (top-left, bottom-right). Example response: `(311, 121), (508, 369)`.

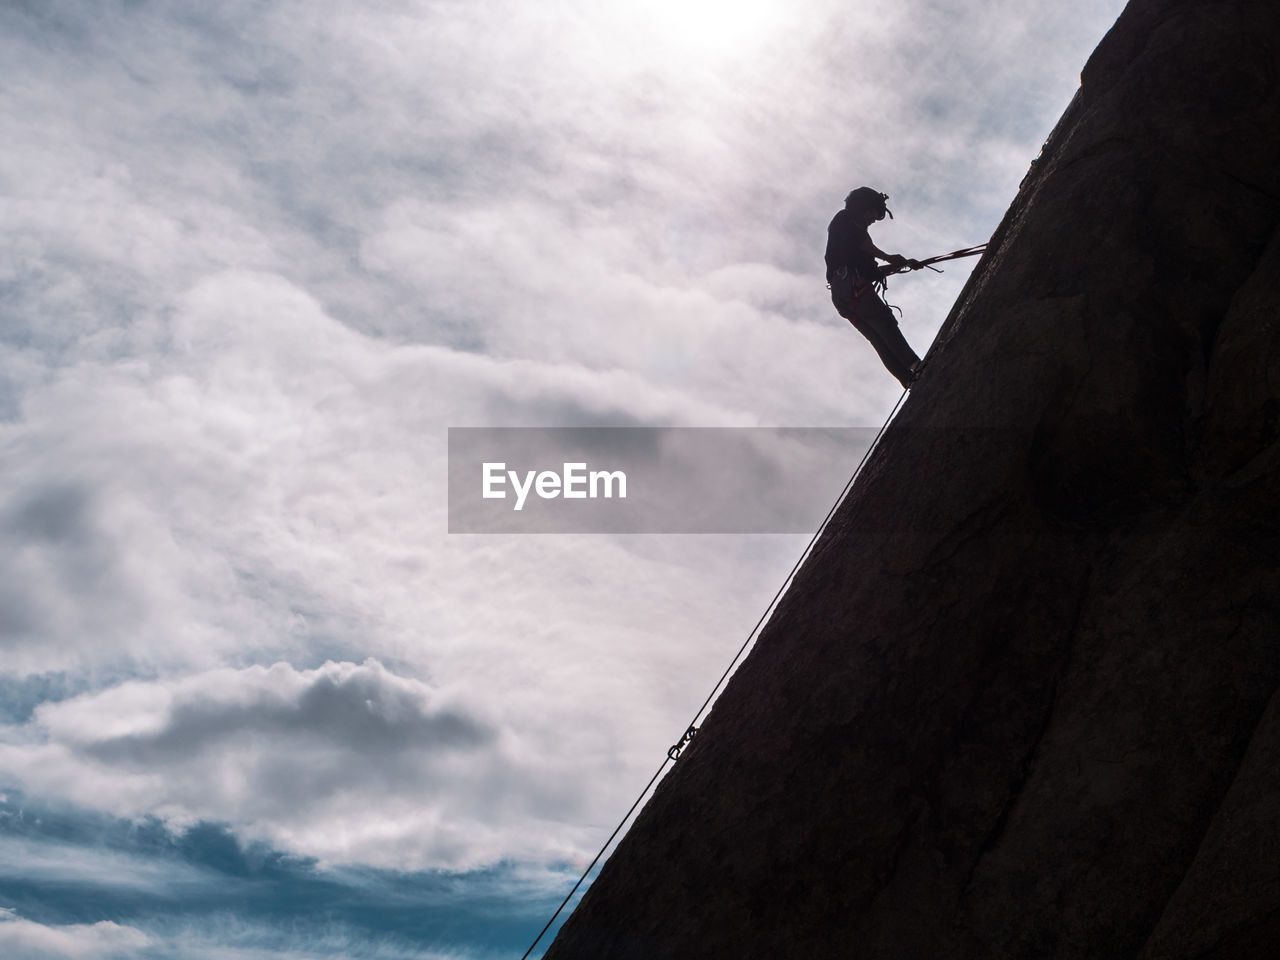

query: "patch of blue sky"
(0, 791), (583, 958)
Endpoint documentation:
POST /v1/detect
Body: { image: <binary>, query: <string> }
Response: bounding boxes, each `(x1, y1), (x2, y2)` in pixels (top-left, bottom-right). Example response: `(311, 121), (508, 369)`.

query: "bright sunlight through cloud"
(620, 0), (790, 59)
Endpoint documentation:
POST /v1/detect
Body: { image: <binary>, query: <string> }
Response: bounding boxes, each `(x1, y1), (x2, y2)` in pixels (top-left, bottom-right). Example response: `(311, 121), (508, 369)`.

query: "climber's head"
(845, 187), (893, 224)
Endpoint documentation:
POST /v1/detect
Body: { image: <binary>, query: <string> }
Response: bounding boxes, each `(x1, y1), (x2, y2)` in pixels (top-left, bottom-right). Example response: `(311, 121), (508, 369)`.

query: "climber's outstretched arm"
(858, 235), (912, 272)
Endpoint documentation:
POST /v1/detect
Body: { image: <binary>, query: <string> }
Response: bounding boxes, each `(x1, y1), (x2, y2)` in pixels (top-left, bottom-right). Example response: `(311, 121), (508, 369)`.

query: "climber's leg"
(849, 292), (920, 389)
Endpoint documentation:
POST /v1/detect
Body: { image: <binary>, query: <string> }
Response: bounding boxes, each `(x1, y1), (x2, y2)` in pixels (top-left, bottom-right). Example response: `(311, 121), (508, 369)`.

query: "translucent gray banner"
(447, 427), (878, 533)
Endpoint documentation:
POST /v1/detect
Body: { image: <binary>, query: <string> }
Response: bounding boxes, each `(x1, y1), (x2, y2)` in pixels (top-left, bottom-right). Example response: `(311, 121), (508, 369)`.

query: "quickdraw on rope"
(519, 389), (911, 960)
(668, 725), (698, 761)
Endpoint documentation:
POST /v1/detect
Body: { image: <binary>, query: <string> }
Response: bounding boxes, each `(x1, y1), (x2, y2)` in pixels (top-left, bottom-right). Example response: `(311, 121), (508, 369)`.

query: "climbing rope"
(867, 241), (989, 318)
(887, 243), (988, 276)
(519, 389), (911, 959)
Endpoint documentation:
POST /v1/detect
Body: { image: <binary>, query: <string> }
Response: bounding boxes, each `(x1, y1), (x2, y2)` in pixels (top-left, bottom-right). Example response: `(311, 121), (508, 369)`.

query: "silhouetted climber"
(826, 187), (924, 389)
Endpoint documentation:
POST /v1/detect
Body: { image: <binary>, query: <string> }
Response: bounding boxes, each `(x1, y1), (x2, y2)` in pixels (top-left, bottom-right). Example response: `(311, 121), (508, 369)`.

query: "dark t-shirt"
(825, 209), (879, 283)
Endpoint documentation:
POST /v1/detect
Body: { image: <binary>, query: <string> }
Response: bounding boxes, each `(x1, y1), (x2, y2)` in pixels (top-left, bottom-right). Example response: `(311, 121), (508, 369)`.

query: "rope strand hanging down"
(519, 389), (910, 959)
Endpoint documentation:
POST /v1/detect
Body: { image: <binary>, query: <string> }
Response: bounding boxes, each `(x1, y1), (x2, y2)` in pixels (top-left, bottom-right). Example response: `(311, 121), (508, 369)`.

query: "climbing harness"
(828, 264), (878, 303)
(520, 389), (911, 960)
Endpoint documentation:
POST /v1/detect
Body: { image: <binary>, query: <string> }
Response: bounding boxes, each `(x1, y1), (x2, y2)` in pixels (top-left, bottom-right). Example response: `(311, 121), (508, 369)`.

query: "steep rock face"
(544, 1), (1280, 957)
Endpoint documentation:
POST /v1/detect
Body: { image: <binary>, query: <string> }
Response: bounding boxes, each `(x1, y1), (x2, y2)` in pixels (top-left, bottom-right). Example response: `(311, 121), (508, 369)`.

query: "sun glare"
(622, 0), (789, 60)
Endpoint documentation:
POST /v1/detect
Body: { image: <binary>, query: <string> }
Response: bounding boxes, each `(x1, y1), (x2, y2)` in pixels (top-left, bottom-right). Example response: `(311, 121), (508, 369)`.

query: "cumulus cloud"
(0, 660), (581, 870)
(0, 659), (604, 870)
(44, 659), (490, 760)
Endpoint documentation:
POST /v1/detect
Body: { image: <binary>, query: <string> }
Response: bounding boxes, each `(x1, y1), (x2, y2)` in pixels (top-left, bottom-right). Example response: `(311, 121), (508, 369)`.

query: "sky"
(1, 0), (1129, 957)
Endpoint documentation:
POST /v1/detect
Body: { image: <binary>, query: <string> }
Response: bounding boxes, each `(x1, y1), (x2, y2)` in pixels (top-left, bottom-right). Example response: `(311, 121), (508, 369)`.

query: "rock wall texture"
(544, 0), (1280, 957)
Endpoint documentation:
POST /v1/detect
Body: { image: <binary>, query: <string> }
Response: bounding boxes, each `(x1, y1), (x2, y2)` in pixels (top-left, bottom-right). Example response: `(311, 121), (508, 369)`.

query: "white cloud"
(0, 263), (775, 679)
(0, 247), (809, 872)
(1, 659), (588, 870)
(0, 908), (471, 960)
(0, 0), (1130, 895)
(0, 908), (153, 960)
